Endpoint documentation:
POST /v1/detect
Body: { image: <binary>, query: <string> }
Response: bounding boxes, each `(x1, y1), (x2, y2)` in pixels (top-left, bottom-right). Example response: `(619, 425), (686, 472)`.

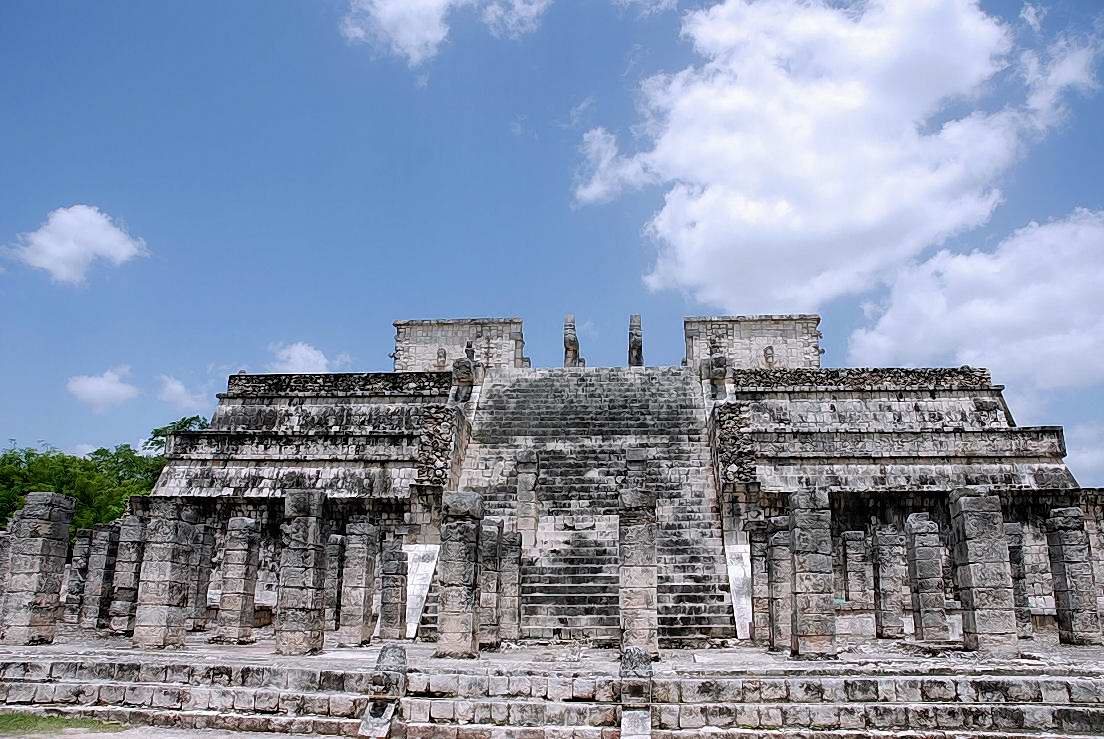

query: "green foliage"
(0, 711), (122, 734)
(0, 416), (208, 531)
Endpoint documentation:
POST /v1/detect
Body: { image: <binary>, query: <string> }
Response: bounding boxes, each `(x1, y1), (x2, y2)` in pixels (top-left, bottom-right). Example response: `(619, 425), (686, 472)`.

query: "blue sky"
(1, 0), (1102, 483)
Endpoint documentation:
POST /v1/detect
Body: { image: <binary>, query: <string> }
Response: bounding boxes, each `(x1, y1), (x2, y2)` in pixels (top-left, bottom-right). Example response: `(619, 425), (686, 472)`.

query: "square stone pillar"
(788, 491), (836, 658)
(497, 531), (522, 642)
(1004, 523), (1034, 639)
(478, 519), (503, 650)
(275, 490), (327, 655)
(212, 516), (260, 645)
(842, 531), (873, 606)
(0, 492), (75, 645)
(378, 538), (408, 640)
(0, 531), (10, 609)
(133, 500), (196, 649)
(743, 517), (770, 645)
(79, 523), (120, 630)
(905, 513), (951, 641)
(108, 515), (146, 636)
(185, 523), (216, 632)
(620, 645), (653, 739)
(338, 520), (378, 647)
(64, 529), (93, 625)
(435, 491), (483, 659)
(515, 451), (539, 551)
(949, 488), (1018, 654)
(619, 479), (659, 658)
(872, 525), (906, 639)
(766, 517), (792, 653)
(325, 534), (345, 631)
(1046, 506), (1103, 645)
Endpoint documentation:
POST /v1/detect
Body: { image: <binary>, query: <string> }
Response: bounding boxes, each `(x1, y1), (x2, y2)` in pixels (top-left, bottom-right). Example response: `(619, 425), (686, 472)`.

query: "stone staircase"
(457, 366), (736, 646)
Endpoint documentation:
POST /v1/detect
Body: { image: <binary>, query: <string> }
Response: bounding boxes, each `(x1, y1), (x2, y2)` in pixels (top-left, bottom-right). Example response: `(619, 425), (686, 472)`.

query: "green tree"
(143, 415), (209, 454)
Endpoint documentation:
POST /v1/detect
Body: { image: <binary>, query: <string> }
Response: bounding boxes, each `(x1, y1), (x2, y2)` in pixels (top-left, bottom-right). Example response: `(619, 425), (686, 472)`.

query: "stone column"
(133, 500), (195, 649)
(478, 519), (503, 650)
(842, 531), (873, 606)
(627, 314), (643, 367)
(619, 477), (659, 658)
(185, 523), (216, 632)
(743, 518), (770, 645)
(620, 645), (653, 739)
(497, 531), (522, 642)
(434, 491), (483, 658)
(1004, 522), (1034, 639)
(766, 521), (792, 652)
(948, 488), (1018, 654)
(275, 490), (326, 655)
(0, 531), (10, 610)
(872, 525), (906, 639)
(79, 523), (119, 630)
(378, 538), (408, 640)
(212, 516), (259, 645)
(905, 513), (951, 641)
(338, 520), (378, 647)
(325, 534), (345, 631)
(63, 529), (92, 625)
(0, 492), (75, 645)
(1045, 506), (1103, 645)
(788, 490), (836, 658)
(108, 515), (146, 636)
(515, 451), (539, 551)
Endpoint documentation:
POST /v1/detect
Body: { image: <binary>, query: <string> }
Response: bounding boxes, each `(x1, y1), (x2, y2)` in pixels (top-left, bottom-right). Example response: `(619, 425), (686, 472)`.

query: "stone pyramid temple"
(2, 314), (1104, 737)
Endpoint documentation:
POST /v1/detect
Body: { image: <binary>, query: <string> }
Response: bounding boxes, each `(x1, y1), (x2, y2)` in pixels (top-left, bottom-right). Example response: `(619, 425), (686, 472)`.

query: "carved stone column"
(63, 529), (92, 625)
(79, 523), (120, 631)
(766, 518), (792, 652)
(743, 517), (770, 645)
(378, 538), (408, 640)
(478, 519), (503, 650)
(1046, 506), (1103, 645)
(619, 470), (659, 658)
(212, 516), (259, 645)
(872, 525), (906, 639)
(338, 520), (378, 647)
(788, 491), (835, 658)
(274, 490), (326, 655)
(325, 534), (345, 632)
(0, 492), (75, 645)
(564, 314), (581, 367)
(108, 515), (146, 636)
(435, 491), (483, 659)
(905, 513), (950, 641)
(185, 523), (216, 632)
(515, 451), (539, 551)
(949, 488), (1018, 654)
(628, 314), (643, 367)
(1004, 522), (1034, 639)
(133, 500), (195, 649)
(842, 531), (873, 606)
(497, 531), (522, 642)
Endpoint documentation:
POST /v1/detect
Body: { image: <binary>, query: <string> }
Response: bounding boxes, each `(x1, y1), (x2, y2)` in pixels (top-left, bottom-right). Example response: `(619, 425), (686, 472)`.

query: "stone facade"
(684, 314), (822, 369)
(393, 318), (529, 372)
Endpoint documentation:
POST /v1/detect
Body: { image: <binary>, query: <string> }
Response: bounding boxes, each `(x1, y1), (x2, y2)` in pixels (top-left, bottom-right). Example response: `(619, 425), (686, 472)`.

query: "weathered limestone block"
(185, 523), (216, 632)
(788, 491), (836, 658)
(325, 534), (345, 631)
(275, 490), (326, 655)
(515, 450), (539, 551)
(107, 515), (145, 636)
(905, 513), (951, 642)
(743, 517), (770, 645)
(378, 538), (408, 640)
(620, 644), (653, 706)
(212, 516), (259, 645)
(358, 644), (408, 737)
(133, 500), (196, 649)
(478, 519), (503, 650)
(1004, 522), (1034, 639)
(842, 531), (873, 606)
(497, 531), (522, 642)
(620, 478), (658, 658)
(434, 491), (483, 659)
(949, 489), (1018, 654)
(628, 314), (643, 367)
(1046, 506), (1103, 646)
(338, 520), (378, 647)
(79, 523), (120, 630)
(872, 525), (906, 639)
(767, 518), (792, 652)
(63, 529), (92, 625)
(0, 492), (75, 645)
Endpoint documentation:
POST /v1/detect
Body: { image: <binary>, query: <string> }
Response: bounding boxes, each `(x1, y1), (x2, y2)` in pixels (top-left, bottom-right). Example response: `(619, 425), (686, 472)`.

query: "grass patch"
(0, 712), (123, 735)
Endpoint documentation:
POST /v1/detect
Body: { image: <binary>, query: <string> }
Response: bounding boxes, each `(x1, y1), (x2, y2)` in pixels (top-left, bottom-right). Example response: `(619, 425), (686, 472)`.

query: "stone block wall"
(393, 318), (528, 371)
(684, 315), (822, 369)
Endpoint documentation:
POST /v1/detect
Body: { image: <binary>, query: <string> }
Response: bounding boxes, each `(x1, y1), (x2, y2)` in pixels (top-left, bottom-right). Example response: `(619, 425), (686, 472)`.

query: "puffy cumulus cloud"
(849, 209), (1104, 391)
(575, 0), (1100, 313)
(1066, 423), (1104, 486)
(66, 366), (140, 412)
(11, 204), (147, 285)
(267, 342), (351, 374)
(157, 375), (208, 411)
(342, 0), (550, 66)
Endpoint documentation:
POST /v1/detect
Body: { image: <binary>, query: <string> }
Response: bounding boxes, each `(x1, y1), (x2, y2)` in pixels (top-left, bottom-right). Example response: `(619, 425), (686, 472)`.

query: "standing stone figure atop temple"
(451, 341), (476, 403)
(435, 347), (448, 370)
(628, 314), (643, 367)
(700, 337), (728, 399)
(564, 314), (581, 368)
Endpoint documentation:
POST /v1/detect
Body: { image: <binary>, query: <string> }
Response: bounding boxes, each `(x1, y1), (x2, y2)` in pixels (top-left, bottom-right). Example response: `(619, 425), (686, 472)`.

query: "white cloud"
(11, 204), (147, 285)
(267, 342), (350, 374)
(849, 209), (1104, 391)
(614, 0), (677, 14)
(1067, 423), (1104, 486)
(66, 366), (140, 412)
(342, 0), (549, 66)
(157, 375), (208, 411)
(576, 0), (1100, 313)
(69, 443), (99, 458)
(1021, 3), (1046, 34)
